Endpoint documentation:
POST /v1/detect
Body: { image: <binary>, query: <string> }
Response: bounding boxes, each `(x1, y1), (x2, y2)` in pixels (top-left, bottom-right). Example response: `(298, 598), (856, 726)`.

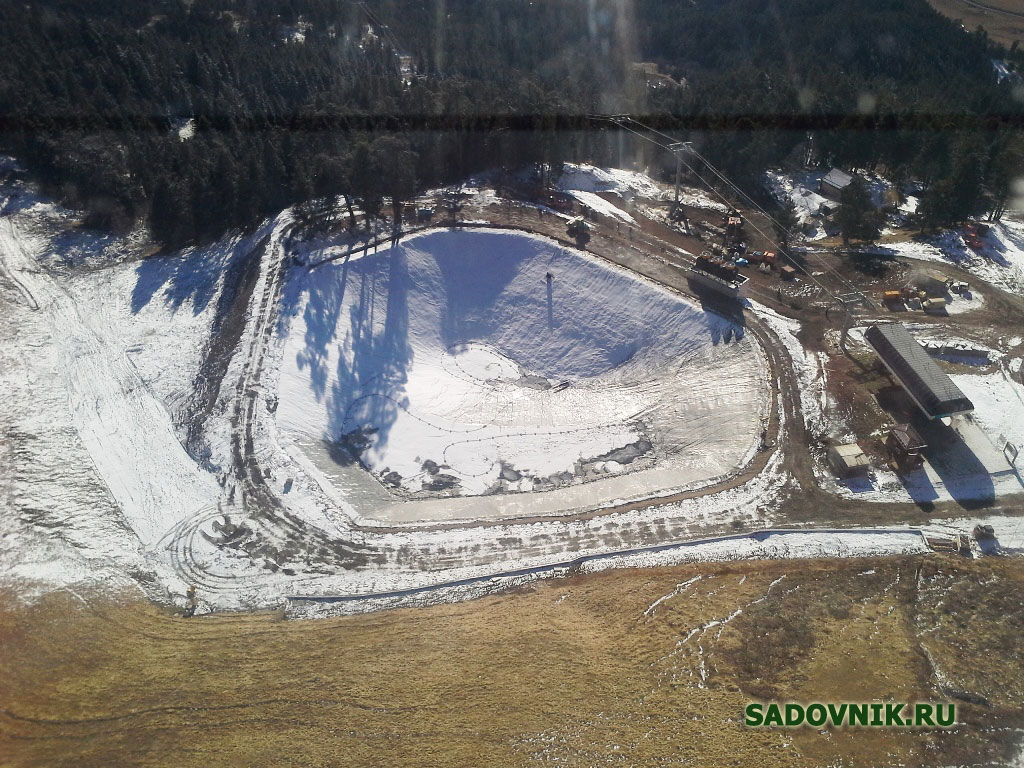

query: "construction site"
(4, 125), (1024, 766)
(3, 120), (1024, 618)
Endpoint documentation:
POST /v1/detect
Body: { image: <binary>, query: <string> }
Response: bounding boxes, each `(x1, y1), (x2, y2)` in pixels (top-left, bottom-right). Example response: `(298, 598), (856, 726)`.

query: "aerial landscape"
(2, 0), (1024, 765)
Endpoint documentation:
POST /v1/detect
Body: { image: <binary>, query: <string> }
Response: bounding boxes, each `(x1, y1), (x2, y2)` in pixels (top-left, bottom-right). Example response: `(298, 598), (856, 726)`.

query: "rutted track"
(286, 527), (930, 611)
(170, 200), (970, 610)
(166, 216), (376, 593)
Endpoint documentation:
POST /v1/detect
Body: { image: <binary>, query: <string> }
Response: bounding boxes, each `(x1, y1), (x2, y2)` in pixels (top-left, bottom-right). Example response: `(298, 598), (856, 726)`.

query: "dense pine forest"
(1, 0), (1022, 246)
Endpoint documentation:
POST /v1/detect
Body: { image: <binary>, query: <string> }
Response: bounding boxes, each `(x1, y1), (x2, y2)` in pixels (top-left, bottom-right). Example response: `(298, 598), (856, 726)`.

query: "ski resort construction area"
(2, 160), (1024, 618)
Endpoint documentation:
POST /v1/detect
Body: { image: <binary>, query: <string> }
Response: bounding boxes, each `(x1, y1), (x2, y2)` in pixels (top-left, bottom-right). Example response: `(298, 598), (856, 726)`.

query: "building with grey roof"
(864, 324), (974, 419)
(819, 168), (854, 200)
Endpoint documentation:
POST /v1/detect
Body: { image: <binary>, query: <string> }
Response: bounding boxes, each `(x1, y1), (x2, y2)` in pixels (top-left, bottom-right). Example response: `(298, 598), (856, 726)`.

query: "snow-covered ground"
(562, 189), (635, 223)
(274, 228), (768, 517)
(879, 219), (1024, 297)
(3, 164), (1021, 618)
(558, 163), (662, 200)
(952, 371), (1024, 452)
(765, 170), (833, 241)
(558, 163), (726, 213)
(767, 169), (918, 242)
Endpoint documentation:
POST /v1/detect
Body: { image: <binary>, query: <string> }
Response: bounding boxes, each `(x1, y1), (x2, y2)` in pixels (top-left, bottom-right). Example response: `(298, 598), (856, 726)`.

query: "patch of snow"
(173, 118), (195, 142)
(878, 219), (1024, 297)
(952, 371), (1024, 451)
(765, 170), (832, 241)
(563, 190), (635, 223)
(558, 164), (662, 200)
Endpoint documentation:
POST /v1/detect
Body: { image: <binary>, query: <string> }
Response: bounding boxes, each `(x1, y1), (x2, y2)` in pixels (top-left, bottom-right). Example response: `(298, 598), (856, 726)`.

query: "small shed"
(827, 443), (870, 478)
(819, 168), (854, 200)
(887, 423), (926, 472)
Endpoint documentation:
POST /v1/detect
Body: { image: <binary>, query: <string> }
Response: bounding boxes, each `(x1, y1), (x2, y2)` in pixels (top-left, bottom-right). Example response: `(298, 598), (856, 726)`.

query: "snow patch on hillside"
(558, 164), (662, 199)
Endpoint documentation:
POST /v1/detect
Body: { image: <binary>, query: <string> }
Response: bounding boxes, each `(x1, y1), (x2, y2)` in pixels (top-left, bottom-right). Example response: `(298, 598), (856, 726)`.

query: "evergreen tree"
(836, 176), (882, 244)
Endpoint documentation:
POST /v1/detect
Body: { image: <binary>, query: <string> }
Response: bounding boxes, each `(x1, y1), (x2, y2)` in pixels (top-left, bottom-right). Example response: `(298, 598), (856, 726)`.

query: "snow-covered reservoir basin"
(274, 228), (768, 522)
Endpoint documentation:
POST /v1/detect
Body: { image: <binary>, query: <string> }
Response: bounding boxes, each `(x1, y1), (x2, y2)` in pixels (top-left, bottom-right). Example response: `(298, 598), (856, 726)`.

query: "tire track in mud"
(171, 219), (375, 593)
(182, 233), (269, 460)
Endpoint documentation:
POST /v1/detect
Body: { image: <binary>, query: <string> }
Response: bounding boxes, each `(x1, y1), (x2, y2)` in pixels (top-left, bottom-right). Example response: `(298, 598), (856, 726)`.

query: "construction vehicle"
(922, 297), (947, 312)
(883, 290), (902, 303)
(688, 254), (749, 298)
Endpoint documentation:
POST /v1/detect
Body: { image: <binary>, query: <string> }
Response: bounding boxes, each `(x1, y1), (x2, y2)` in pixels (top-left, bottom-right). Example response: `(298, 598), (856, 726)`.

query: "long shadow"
(325, 243), (414, 464)
(432, 230), (524, 349)
(876, 385), (995, 509)
(280, 255), (351, 401)
(687, 280), (748, 327)
(916, 416), (995, 510)
(546, 274), (554, 329)
(131, 229), (261, 316)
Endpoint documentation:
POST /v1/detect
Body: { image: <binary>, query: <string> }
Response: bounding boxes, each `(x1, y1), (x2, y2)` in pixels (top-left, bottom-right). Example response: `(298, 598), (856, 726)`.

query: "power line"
(625, 116), (875, 309)
(602, 114), (882, 317)
(601, 115), (848, 306)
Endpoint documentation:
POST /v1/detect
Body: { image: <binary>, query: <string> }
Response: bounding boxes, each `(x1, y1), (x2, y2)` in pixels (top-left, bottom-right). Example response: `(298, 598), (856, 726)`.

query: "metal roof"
(822, 168), (854, 189)
(865, 324), (974, 419)
(889, 423), (926, 451)
(829, 443), (869, 467)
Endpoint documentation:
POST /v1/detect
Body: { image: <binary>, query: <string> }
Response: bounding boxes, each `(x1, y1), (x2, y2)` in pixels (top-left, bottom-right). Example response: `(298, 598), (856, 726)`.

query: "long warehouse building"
(864, 323), (974, 420)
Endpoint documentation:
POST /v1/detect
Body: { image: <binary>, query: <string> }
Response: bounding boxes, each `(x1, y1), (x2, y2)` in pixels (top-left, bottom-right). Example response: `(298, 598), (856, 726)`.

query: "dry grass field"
(2, 555), (1023, 767)
(928, 0), (1024, 47)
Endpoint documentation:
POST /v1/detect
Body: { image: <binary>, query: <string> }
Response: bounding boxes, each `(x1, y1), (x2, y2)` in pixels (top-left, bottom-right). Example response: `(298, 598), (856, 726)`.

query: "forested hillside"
(1, 0), (1021, 246)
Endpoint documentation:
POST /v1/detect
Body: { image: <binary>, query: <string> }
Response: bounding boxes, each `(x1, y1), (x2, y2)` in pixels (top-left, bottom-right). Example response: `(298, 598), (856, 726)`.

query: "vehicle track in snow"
(178, 216), (375, 589)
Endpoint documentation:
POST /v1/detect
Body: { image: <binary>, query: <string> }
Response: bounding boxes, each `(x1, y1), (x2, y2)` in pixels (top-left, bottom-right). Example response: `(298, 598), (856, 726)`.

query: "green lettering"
(885, 703), (905, 726)
(849, 703), (869, 726)
(936, 703), (955, 727)
(870, 703), (884, 726)
(764, 703), (784, 726)
(745, 703), (764, 727)
(785, 703), (804, 726)
(806, 703), (827, 727)
(827, 703), (848, 726)
(914, 703), (934, 726)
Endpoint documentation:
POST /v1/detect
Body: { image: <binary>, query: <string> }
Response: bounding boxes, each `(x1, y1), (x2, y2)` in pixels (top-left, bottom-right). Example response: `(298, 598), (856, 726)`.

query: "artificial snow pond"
(273, 228), (769, 523)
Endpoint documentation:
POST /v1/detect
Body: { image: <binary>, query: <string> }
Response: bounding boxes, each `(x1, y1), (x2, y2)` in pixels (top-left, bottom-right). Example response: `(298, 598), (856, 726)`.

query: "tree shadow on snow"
(131, 231), (256, 316)
(325, 244), (415, 461)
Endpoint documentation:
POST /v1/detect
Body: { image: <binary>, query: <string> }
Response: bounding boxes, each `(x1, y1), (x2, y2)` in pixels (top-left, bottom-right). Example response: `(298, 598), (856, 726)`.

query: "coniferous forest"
(2, 0), (1023, 246)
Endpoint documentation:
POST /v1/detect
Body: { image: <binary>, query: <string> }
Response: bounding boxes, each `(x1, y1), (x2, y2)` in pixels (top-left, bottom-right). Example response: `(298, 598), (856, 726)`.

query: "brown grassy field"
(928, 0), (1024, 47)
(2, 555), (1023, 767)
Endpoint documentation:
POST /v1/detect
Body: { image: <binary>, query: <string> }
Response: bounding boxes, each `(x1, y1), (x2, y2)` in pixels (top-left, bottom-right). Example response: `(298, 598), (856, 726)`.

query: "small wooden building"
(827, 443), (870, 478)
(819, 168), (854, 200)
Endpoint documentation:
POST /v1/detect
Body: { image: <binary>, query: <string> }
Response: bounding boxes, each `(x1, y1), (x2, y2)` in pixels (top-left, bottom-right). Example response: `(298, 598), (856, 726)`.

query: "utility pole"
(668, 141), (693, 236)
